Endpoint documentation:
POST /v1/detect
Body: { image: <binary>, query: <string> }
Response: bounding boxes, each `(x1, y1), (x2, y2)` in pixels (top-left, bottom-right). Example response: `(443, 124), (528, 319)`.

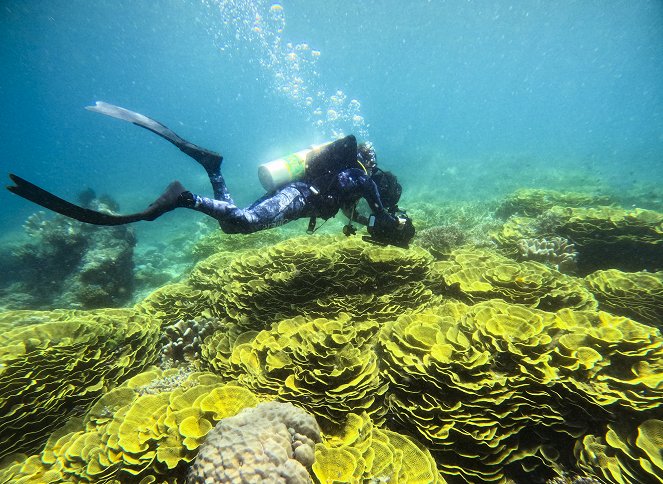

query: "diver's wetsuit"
(187, 165), (387, 234)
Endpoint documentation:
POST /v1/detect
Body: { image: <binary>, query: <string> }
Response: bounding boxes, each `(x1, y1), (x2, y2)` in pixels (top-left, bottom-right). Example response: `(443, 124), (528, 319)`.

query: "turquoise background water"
(1, 0), (662, 233)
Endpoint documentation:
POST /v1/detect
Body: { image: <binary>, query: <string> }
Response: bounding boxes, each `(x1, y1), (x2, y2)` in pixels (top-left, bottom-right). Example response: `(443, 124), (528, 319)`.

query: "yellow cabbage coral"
(379, 300), (663, 482)
(0, 368), (259, 483)
(575, 419), (663, 483)
(189, 235), (434, 330)
(312, 413), (444, 484)
(135, 283), (221, 327)
(585, 269), (663, 328)
(0, 308), (160, 459)
(202, 313), (387, 429)
(495, 188), (613, 219)
(494, 205), (663, 274)
(429, 248), (597, 311)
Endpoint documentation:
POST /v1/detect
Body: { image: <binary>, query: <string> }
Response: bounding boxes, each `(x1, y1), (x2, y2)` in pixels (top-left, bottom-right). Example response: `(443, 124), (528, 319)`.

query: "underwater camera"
(364, 208), (415, 248)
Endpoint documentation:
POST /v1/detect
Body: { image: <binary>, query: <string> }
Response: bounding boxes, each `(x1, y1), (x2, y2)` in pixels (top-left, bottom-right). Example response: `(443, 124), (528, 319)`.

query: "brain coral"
(585, 269), (663, 329)
(0, 308), (160, 459)
(429, 247), (597, 311)
(188, 401), (321, 483)
(378, 300), (663, 482)
(0, 368), (259, 483)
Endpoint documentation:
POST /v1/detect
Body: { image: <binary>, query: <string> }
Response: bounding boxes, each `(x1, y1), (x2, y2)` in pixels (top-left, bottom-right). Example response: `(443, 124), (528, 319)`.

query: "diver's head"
(372, 169), (402, 211)
(357, 142), (377, 172)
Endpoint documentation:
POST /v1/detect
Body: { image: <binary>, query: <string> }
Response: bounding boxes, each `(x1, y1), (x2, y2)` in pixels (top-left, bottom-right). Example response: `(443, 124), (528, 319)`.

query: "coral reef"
(0, 212), (661, 483)
(159, 317), (222, 369)
(429, 247), (596, 311)
(0, 308), (160, 459)
(312, 413), (443, 483)
(494, 205), (663, 274)
(379, 300), (663, 482)
(585, 269), (663, 329)
(202, 313), (386, 430)
(188, 401), (321, 483)
(0, 368), (259, 483)
(495, 188), (613, 219)
(516, 236), (578, 272)
(1, 205), (136, 309)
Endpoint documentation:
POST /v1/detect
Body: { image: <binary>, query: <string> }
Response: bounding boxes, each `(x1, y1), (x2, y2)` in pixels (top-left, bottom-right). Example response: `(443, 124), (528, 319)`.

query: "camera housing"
(365, 208), (415, 248)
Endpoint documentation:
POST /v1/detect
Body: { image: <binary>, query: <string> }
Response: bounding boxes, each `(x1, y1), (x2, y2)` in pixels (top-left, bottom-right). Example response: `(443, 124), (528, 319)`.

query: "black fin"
(7, 174), (184, 226)
(86, 101), (223, 174)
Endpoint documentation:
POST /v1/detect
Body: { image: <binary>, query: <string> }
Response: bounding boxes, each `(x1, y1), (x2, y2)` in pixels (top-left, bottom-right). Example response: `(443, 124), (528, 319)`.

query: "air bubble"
(204, 0), (369, 139)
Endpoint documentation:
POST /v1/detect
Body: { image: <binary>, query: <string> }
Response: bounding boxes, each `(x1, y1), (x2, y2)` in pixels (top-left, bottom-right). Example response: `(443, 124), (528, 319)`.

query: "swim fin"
(85, 101), (222, 174)
(6, 174), (186, 226)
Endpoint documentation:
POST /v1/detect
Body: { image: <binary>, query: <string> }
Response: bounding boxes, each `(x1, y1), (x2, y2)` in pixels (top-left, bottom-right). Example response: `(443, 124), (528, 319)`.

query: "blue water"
(1, 0), (662, 232)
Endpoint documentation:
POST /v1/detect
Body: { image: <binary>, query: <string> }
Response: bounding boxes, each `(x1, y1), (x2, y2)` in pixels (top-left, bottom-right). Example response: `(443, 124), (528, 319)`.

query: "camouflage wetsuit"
(188, 166), (387, 234)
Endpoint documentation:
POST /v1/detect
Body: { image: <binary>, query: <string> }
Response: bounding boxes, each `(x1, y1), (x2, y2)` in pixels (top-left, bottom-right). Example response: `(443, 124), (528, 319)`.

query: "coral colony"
(0, 188), (661, 483)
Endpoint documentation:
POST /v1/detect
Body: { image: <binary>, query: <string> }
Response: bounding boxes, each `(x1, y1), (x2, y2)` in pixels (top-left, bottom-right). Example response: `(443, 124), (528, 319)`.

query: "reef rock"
(2, 202), (136, 309)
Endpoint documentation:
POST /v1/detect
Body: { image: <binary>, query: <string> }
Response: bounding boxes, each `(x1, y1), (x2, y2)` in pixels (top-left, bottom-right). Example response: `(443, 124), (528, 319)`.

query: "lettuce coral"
(202, 313), (387, 430)
(429, 248), (597, 311)
(378, 300), (663, 482)
(585, 269), (663, 329)
(575, 419), (663, 484)
(495, 188), (612, 219)
(135, 283), (219, 327)
(312, 413), (443, 484)
(494, 205), (663, 274)
(189, 235), (434, 330)
(0, 308), (160, 460)
(0, 368), (259, 483)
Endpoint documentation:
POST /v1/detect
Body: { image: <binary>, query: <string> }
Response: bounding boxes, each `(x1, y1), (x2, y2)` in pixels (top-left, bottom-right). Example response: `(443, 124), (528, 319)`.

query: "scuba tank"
(258, 142), (332, 192)
(257, 135), (358, 192)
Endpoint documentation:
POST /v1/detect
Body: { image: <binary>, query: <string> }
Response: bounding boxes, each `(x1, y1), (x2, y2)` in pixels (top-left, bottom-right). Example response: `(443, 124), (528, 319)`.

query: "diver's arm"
(341, 205), (369, 226)
(354, 171), (387, 214)
(339, 169), (398, 227)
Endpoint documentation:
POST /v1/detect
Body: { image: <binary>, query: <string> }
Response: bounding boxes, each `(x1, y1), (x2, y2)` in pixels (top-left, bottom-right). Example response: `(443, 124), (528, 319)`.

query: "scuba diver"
(6, 102), (415, 248)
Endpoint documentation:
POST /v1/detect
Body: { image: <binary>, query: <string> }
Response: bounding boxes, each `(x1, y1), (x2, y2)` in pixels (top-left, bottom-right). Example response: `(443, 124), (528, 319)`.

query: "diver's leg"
(181, 185), (309, 234)
(206, 167), (234, 204)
